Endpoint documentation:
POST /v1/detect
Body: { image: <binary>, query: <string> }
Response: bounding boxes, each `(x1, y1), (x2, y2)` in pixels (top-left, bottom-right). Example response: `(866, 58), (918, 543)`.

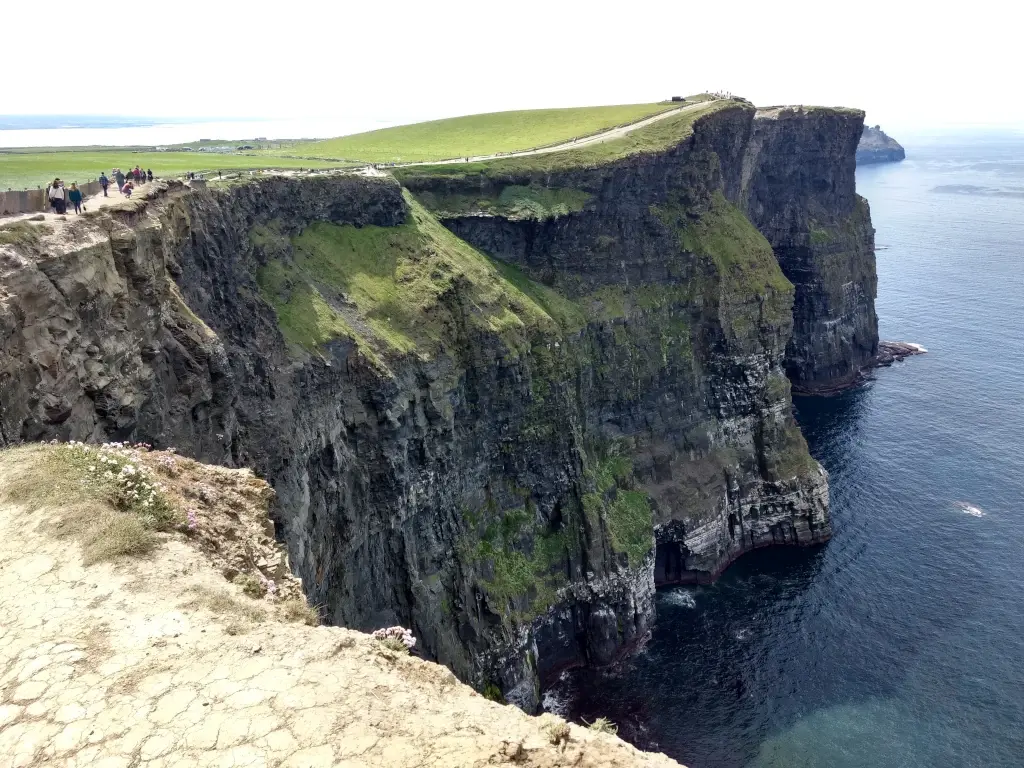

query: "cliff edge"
(856, 125), (906, 165)
(0, 442), (679, 767)
(0, 96), (871, 710)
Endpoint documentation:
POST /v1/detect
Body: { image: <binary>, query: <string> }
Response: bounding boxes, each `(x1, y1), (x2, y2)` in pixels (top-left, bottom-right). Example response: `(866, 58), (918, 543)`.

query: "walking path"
(389, 100), (719, 168)
(0, 183), (156, 227)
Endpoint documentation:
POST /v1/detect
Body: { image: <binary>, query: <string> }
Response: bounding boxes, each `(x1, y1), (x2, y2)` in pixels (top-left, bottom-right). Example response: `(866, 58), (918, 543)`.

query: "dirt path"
(0, 182), (157, 228)
(0, 449), (681, 768)
(392, 100), (719, 168)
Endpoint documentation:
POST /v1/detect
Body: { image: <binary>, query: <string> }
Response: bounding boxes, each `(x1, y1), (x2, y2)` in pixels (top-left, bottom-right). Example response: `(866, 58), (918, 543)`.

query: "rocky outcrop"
(741, 106), (879, 392)
(856, 125), (906, 164)
(0, 99), (860, 711)
(0, 443), (684, 768)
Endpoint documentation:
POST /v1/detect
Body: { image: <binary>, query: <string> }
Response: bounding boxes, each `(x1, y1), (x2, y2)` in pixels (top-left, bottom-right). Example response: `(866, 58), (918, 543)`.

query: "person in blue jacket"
(67, 183), (83, 214)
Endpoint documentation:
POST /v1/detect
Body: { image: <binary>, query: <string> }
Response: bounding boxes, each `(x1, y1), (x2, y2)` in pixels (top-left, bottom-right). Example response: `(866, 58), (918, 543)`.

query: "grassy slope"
(279, 103), (678, 163)
(254, 191), (581, 367)
(396, 100), (733, 181)
(0, 151), (342, 190)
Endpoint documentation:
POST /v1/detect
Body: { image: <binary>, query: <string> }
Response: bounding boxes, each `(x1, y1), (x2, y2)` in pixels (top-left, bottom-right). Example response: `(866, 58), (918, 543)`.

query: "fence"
(0, 180), (105, 216)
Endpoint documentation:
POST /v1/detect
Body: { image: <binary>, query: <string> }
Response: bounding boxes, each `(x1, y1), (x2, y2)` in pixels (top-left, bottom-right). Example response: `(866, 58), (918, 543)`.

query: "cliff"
(0, 100), (872, 710)
(742, 107), (879, 391)
(856, 124), (906, 164)
(0, 442), (680, 767)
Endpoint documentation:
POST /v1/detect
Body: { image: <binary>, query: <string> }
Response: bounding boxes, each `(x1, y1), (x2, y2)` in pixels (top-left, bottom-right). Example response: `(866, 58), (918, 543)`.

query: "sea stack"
(856, 125), (906, 164)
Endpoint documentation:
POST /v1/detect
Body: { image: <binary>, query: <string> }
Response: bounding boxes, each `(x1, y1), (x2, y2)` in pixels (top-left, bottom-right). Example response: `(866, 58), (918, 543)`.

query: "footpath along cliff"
(0, 99), (878, 711)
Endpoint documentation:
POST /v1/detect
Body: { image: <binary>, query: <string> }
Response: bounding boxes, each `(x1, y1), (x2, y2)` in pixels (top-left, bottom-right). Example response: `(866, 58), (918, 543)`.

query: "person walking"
(48, 179), (66, 214)
(99, 171), (109, 196)
(146, 169), (153, 183)
(68, 183), (83, 214)
(115, 168), (125, 192)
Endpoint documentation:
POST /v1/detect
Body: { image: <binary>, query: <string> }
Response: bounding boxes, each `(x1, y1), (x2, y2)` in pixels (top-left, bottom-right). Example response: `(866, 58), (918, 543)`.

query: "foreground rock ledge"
(0, 447), (682, 768)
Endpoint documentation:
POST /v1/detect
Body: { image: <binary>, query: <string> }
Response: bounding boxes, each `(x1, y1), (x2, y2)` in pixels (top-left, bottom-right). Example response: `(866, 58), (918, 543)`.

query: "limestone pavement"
(0, 466), (682, 768)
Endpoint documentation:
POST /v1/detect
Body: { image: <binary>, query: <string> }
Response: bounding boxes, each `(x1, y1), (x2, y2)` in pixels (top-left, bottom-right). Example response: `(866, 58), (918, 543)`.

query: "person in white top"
(47, 179), (66, 214)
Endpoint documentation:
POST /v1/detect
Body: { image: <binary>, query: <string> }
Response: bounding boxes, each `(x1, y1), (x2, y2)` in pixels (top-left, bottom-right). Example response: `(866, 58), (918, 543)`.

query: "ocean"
(0, 117), (402, 149)
(550, 132), (1024, 768)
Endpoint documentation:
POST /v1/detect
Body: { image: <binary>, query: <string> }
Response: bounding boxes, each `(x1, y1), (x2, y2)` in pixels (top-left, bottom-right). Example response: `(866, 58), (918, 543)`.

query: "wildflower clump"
(54, 441), (181, 530)
(372, 626), (417, 654)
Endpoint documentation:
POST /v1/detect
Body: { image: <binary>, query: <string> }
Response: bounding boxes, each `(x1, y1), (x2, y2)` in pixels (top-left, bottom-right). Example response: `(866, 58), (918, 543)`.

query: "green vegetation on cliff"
(655, 191), (792, 298)
(584, 452), (655, 568)
(278, 103), (678, 163)
(254, 192), (580, 364)
(413, 185), (592, 221)
(462, 503), (571, 623)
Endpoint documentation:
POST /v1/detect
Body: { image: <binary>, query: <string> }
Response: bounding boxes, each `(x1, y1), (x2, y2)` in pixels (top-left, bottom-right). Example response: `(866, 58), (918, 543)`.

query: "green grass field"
(0, 151), (343, 191)
(277, 103), (679, 163)
(396, 100), (735, 182)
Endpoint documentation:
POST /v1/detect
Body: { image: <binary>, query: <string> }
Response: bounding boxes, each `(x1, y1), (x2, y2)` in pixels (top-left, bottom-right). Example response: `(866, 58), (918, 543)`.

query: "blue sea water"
(554, 132), (1024, 768)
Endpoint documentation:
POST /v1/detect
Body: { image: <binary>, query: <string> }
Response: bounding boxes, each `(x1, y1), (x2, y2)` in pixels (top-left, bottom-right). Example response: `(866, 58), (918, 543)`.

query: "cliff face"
(741, 107), (879, 391)
(0, 101), (867, 710)
(856, 124), (906, 164)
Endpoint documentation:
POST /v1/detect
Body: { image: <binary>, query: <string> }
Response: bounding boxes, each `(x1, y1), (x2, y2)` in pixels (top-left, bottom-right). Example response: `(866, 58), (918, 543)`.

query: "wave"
(659, 588), (697, 609)
(954, 501), (985, 517)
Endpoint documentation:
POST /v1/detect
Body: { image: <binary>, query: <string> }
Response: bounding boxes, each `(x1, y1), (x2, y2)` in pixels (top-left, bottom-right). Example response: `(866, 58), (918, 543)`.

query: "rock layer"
(741, 107), (879, 392)
(0, 100), (869, 709)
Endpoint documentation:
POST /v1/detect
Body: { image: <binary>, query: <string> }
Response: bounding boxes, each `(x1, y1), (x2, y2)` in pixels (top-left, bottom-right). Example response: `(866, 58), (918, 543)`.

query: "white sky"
(4, 0), (1021, 131)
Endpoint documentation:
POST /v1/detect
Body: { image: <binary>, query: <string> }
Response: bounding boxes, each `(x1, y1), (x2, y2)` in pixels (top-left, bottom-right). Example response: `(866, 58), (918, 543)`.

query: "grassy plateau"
(276, 103), (679, 163)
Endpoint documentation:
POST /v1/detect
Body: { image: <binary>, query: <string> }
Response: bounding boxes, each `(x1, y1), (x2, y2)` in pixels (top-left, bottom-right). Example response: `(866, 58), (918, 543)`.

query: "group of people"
(45, 166), (156, 216)
(99, 167), (153, 198)
(46, 179), (83, 215)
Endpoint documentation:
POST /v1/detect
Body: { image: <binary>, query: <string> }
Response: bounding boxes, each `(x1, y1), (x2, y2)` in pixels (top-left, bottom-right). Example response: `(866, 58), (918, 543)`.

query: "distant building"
(671, 96), (686, 102)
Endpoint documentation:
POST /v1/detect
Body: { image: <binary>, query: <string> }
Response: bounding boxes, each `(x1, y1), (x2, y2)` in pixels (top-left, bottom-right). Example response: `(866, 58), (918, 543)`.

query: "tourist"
(146, 169), (153, 183)
(47, 179), (66, 214)
(99, 172), (109, 197)
(67, 183), (83, 215)
(133, 167), (141, 184)
(115, 168), (125, 191)
(122, 180), (133, 198)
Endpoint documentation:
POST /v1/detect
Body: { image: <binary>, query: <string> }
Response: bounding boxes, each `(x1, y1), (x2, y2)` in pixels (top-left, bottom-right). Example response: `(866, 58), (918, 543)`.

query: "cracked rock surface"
(0, 452), (681, 768)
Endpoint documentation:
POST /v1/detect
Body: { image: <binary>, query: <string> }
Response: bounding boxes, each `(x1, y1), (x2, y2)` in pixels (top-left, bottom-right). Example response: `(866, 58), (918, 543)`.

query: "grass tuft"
(545, 721), (571, 745)
(0, 443), (181, 565)
(281, 598), (320, 626)
(0, 221), (51, 246)
(588, 717), (618, 735)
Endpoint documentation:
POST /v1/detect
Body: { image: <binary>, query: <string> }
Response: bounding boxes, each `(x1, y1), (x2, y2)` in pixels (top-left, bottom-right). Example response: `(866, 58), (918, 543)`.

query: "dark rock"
(874, 340), (927, 366)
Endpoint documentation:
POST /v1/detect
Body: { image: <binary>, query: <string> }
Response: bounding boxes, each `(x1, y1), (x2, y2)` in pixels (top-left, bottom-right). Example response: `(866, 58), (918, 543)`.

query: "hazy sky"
(7, 0), (1020, 131)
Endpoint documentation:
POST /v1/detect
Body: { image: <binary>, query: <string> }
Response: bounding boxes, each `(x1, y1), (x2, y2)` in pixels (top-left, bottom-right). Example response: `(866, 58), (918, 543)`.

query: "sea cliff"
(856, 124), (906, 164)
(0, 100), (875, 709)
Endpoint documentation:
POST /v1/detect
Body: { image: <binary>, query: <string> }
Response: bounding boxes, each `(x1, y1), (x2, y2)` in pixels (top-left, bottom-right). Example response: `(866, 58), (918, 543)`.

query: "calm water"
(553, 133), (1024, 767)
(0, 117), (401, 149)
